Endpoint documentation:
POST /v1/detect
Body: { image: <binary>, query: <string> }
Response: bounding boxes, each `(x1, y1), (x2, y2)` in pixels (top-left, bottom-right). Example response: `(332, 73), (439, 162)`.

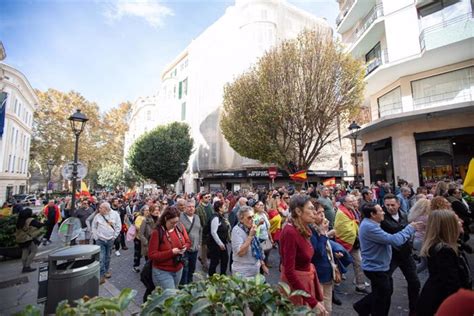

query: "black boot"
(332, 291), (342, 305)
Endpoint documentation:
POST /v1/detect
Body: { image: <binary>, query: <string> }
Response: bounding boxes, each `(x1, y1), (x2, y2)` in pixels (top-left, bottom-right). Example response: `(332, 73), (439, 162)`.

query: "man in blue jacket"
(353, 203), (423, 316)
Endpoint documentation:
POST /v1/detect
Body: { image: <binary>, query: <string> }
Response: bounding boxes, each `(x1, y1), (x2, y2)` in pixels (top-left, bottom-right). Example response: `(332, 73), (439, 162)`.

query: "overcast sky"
(0, 0), (338, 112)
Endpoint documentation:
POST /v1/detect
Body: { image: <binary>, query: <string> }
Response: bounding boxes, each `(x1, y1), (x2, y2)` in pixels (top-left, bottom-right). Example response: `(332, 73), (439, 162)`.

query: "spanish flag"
(463, 158), (474, 195)
(323, 177), (336, 187)
(76, 181), (91, 198)
(290, 170), (308, 182)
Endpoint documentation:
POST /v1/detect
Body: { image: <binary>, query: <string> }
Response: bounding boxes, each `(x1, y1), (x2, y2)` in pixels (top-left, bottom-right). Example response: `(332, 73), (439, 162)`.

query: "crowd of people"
(11, 179), (474, 315)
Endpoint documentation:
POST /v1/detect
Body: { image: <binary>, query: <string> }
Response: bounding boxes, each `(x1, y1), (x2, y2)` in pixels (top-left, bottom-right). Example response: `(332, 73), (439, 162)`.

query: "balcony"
(336, 0), (355, 27)
(365, 49), (388, 76)
(337, 0), (376, 34)
(419, 12), (474, 52)
(346, 3), (385, 57)
(413, 86), (473, 111)
(378, 101), (403, 118)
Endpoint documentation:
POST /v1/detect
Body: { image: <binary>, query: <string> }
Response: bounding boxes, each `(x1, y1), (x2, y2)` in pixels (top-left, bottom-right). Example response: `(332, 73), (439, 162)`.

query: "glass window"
(183, 78), (188, 96)
(181, 102), (186, 121)
(179, 81), (183, 99)
(411, 66), (473, 109)
(377, 87), (402, 117)
(368, 140), (394, 185)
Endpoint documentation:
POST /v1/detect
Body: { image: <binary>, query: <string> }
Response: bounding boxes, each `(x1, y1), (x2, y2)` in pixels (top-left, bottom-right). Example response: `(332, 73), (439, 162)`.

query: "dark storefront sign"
(202, 169), (346, 180)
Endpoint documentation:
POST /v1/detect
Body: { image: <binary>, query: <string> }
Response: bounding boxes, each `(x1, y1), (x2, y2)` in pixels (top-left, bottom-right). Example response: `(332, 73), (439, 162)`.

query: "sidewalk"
(0, 225), (140, 315)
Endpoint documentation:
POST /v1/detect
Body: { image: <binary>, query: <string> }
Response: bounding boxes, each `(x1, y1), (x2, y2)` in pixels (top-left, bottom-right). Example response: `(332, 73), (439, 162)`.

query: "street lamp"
(180, 162), (187, 194)
(46, 159), (54, 200)
(67, 109), (88, 243)
(348, 121), (361, 188)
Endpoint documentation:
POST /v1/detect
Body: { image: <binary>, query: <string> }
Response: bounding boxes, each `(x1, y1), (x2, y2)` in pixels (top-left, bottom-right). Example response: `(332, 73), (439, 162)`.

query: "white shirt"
(91, 211), (121, 241)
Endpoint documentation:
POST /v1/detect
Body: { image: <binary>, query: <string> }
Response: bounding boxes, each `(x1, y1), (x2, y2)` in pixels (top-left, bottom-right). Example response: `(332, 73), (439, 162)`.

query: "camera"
(174, 254), (188, 266)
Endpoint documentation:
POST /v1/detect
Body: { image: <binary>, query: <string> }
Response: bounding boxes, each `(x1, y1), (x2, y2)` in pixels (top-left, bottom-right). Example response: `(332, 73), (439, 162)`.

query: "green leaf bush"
(0, 215), (18, 247)
(16, 275), (313, 315)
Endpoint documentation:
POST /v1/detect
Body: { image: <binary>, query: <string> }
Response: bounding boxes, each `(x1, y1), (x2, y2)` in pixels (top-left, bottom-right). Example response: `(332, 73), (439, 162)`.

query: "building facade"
(0, 62), (38, 204)
(158, 0), (353, 192)
(336, 0), (474, 187)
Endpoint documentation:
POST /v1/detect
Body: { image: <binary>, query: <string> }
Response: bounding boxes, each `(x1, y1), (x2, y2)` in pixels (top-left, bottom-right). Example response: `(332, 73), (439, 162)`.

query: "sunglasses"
(246, 216), (253, 220)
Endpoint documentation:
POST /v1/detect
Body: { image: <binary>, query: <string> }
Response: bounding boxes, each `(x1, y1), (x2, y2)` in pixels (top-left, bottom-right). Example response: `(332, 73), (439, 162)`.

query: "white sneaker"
(115, 251), (121, 257)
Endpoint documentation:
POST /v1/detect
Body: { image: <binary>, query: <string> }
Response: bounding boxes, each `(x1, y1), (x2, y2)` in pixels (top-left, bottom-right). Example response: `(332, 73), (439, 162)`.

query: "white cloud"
(104, 0), (173, 29)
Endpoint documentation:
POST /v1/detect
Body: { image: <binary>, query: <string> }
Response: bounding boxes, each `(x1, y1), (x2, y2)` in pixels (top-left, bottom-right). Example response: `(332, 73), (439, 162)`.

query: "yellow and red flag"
(290, 170), (308, 182)
(323, 177), (336, 187)
(76, 181), (91, 198)
(463, 158), (474, 195)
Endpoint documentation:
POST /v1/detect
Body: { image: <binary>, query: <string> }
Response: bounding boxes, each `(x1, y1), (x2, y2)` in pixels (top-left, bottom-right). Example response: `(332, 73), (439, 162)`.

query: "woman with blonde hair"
(416, 209), (472, 316)
(434, 181), (448, 197)
(408, 198), (432, 273)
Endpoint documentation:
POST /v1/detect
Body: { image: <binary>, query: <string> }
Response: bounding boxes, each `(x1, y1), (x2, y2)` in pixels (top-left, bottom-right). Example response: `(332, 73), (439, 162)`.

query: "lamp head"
(68, 109), (89, 136)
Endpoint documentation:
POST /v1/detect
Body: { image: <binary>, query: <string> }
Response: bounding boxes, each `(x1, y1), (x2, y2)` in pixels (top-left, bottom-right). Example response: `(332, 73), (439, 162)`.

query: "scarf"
(238, 223), (264, 261)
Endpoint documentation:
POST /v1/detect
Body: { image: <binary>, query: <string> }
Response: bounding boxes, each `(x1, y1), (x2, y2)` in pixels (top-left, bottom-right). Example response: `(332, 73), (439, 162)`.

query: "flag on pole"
(463, 158), (474, 195)
(323, 177), (336, 187)
(290, 170), (308, 182)
(80, 181), (91, 197)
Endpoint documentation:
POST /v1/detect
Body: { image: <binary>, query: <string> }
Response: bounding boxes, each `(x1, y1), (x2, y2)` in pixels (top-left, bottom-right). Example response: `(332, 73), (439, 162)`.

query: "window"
(181, 102), (186, 121)
(179, 81), (183, 99)
(418, 0), (471, 30)
(377, 87), (402, 117)
(12, 155), (15, 173)
(14, 99), (18, 114)
(183, 78), (188, 96)
(147, 110), (151, 121)
(365, 42), (382, 75)
(7, 155), (11, 172)
(411, 66), (473, 109)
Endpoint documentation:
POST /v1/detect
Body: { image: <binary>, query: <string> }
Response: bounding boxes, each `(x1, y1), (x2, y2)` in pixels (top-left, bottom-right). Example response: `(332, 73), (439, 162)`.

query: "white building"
(123, 94), (161, 166)
(336, 0), (474, 188)
(159, 0), (353, 192)
(0, 62), (39, 204)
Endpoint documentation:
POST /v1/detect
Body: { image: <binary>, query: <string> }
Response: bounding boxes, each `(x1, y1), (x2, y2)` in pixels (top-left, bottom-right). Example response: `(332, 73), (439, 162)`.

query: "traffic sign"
(268, 167), (278, 179)
(61, 161), (88, 180)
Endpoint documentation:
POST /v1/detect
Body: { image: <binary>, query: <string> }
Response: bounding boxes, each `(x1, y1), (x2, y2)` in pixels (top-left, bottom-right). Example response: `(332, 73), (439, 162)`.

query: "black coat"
(380, 208), (412, 258)
(417, 244), (472, 316)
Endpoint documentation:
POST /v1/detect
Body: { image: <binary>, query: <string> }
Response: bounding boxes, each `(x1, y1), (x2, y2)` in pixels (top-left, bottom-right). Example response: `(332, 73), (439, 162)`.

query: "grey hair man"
(176, 198), (186, 213)
(91, 202), (121, 284)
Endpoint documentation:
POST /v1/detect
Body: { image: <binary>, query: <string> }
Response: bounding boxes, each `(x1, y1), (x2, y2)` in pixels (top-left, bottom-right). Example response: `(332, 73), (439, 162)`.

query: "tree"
(127, 122), (194, 187)
(31, 89), (131, 188)
(97, 163), (124, 189)
(220, 29), (365, 172)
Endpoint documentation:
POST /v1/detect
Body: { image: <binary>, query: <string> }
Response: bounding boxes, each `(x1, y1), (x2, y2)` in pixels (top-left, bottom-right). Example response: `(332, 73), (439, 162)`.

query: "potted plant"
(0, 214), (21, 259)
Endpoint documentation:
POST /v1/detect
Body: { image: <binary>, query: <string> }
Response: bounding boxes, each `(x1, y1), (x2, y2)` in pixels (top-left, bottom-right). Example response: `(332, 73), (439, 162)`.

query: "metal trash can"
(45, 245), (100, 314)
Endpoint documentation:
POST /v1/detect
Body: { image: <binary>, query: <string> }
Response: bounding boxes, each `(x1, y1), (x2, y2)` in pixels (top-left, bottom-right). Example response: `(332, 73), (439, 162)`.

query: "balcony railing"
(336, 0), (355, 27)
(365, 49), (389, 76)
(378, 102), (402, 118)
(419, 11), (473, 51)
(413, 88), (473, 110)
(346, 3), (384, 45)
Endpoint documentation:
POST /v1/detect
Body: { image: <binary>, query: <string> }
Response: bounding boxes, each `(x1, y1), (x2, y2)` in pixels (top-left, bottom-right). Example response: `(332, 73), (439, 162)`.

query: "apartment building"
(336, 0), (474, 187)
(0, 62), (38, 204)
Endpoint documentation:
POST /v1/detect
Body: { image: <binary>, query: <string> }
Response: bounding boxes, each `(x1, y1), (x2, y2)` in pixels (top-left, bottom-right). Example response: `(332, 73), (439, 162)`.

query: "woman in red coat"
(280, 194), (327, 315)
(148, 206), (191, 290)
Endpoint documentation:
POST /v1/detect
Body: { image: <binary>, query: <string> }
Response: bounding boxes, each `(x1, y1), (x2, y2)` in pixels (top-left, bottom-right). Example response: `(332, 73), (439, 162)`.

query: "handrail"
(419, 11), (473, 51)
(346, 3), (384, 44)
(365, 49), (388, 76)
(336, 0), (355, 26)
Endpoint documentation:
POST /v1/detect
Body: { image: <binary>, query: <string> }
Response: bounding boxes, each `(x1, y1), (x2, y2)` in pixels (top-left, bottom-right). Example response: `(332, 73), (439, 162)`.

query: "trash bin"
(45, 245), (100, 315)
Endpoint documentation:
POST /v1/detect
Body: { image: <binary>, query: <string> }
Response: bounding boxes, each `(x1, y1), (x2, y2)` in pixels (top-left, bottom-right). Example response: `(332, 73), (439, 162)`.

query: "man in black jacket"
(381, 194), (420, 316)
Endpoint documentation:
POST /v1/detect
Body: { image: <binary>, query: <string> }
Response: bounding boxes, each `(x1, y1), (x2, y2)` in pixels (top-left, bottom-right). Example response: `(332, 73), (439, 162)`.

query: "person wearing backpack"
(148, 206), (191, 290)
(16, 208), (44, 273)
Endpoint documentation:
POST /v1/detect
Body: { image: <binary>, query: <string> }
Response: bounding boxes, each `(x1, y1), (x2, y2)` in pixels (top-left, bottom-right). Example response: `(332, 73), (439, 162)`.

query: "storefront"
(200, 169), (347, 192)
(415, 127), (474, 187)
(363, 138), (395, 185)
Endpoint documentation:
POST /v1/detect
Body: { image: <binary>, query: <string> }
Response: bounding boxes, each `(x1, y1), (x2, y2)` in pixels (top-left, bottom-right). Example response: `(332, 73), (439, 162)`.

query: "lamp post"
(180, 162), (187, 194)
(46, 159), (54, 200)
(67, 109), (88, 244)
(348, 121), (361, 189)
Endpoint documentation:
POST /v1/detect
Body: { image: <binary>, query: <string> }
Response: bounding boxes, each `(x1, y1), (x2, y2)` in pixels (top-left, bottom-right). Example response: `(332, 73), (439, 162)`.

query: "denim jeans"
(180, 250), (198, 285)
(152, 267), (183, 290)
(97, 239), (114, 277)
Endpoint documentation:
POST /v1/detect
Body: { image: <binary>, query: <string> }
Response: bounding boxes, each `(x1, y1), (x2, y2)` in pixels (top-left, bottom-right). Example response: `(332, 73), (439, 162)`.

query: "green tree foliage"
(127, 122), (194, 187)
(31, 89), (131, 186)
(97, 163), (124, 189)
(221, 29), (365, 172)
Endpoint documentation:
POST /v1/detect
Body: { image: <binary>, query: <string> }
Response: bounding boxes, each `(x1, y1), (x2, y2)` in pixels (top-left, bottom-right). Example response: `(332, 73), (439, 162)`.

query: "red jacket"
(44, 205), (60, 224)
(148, 223), (191, 272)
